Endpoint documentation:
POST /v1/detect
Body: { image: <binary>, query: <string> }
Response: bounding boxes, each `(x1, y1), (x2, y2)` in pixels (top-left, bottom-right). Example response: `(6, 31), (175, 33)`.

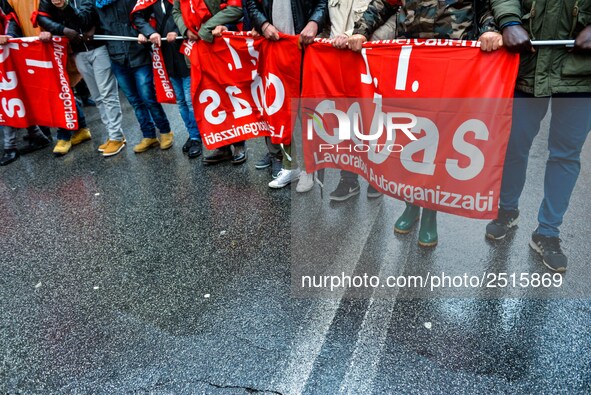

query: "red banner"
(191, 31), (302, 149)
(0, 38), (78, 130)
(301, 39), (520, 219)
(152, 45), (177, 104)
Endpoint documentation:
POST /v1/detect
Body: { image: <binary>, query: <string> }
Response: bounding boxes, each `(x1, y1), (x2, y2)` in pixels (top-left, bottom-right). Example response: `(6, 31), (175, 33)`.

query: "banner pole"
(92, 34), (186, 41)
(531, 40), (575, 47)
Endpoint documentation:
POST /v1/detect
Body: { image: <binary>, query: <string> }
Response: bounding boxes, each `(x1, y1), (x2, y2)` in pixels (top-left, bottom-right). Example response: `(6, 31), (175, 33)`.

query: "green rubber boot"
(394, 203), (420, 234)
(418, 208), (438, 247)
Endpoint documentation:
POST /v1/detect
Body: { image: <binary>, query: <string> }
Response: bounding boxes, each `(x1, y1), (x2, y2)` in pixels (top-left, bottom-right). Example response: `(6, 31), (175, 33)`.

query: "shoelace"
(542, 237), (563, 254)
(496, 210), (517, 225)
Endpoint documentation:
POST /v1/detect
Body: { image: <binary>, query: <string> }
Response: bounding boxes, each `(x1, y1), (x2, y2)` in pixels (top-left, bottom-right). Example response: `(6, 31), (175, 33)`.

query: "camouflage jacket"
(354, 0), (497, 40)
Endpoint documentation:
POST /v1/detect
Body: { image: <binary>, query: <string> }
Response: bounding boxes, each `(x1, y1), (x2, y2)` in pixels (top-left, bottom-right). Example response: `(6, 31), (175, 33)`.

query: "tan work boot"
(160, 132), (174, 150)
(71, 128), (92, 145)
(102, 140), (126, 157)
(98, 138), (126, 152)
(133, 137), (160, 153)
(53, 139), (72, 156)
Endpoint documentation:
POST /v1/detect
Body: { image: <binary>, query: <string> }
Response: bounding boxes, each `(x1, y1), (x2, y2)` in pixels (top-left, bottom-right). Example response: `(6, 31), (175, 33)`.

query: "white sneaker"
(296, 171), (314, 193)
(269, 168), (300, 189)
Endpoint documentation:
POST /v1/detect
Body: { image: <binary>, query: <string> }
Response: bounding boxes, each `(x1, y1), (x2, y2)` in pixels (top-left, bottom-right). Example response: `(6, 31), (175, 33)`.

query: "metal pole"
(92, 34), (186, 41)
(531, 40), (575, 47)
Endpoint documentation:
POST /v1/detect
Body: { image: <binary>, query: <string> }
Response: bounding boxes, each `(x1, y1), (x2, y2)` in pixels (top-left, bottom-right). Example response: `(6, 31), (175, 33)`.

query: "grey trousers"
(74, 46), (124, 141)
(3, 126), (45, 149)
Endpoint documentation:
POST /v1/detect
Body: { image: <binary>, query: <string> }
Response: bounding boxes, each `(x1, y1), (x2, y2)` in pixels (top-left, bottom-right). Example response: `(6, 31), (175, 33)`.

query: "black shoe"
(329, 178), (360, 201)
(530, 232), (567, 272)
(271, 156), (283, 178)
(187, 140), (203, 158)
(203, 147), (232, 164)
(255, 152), (273, 169)
(231, 146), (247, 165)
(39, 127), (53, 142)
(182, 137), (192, 153)
(0, 149), (19, 166)
(19, 133), (51, 155)
(485, 208), (519, 240)
(367, 185), (382, 199)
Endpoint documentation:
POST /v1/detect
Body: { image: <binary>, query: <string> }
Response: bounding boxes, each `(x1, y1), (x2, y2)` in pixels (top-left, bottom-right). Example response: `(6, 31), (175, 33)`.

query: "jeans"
(74, 46), (124, 141)
(170, 76), (201, 142)
(110, 62), (170, 139)
(57, 101), (87, 140)
(500, 91), (591, 237)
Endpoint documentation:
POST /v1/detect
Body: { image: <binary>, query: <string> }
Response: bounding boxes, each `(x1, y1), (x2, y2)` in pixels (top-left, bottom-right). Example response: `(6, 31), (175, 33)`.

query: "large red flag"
(191, 31), (302, 148)
(131, 0), (177, 104)
(301, 39), (520, 219)
(0, 37), (78, 130)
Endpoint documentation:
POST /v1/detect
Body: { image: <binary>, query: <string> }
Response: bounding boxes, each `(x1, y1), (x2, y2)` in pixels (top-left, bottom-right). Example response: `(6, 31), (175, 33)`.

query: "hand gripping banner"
(0, 38), (78, 130)
(300, 39), (520, 219)
(191, 31), (302, 149)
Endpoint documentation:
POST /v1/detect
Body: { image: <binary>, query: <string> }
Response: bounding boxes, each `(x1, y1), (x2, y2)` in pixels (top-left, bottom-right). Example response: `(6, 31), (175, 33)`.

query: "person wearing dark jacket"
(245, 0), (328, 188)
(132, 0), (203, 158)
(94, 0), (173, 153)
(37, 0), (126, 157)
(485, 0), (591, 273)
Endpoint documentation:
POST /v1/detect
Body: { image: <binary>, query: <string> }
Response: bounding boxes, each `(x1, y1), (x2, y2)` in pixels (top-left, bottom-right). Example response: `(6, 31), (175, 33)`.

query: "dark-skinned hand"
(574, 25), (591, 52)
(63, 27), (81, 43)
(502, 24), (534, 53)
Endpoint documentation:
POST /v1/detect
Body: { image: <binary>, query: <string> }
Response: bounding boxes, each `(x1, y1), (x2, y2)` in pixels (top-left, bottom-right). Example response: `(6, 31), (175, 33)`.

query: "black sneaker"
(231, 145), (247, 165)
(203, 147), (232, 165)
(329, 178), (360, 201)
(485, 208), (519, 240)
(529, 233), (567, 272)
(0, 149), (19, 166)
(367, 185), (382, 199)
(255, 153), (273, 169)
(187, 140), (203, 158)
(271, 156), (283, 178)
(182, 137), (192, 153)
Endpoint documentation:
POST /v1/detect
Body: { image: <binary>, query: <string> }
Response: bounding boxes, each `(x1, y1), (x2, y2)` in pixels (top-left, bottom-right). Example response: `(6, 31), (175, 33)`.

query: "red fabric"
(179, 0), (212, 35)
(152, 45), (176, 103)
(30, 10), (51, 28)
(130, 0), (176, 104)
(131, 0), (162, 15)
(191, 31), (301, 148)
(301, 39), (520, 219)
(0, 37), (78, 130)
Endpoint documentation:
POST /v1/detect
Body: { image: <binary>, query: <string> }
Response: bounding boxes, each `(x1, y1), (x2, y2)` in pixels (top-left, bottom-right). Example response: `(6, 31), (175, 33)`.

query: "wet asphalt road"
(1, 95), (590, 394)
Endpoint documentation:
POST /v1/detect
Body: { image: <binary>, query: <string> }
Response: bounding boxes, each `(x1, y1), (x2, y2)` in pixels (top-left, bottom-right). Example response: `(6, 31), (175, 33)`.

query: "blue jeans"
(110, 62), (170, 139)
(170, 76), (201, 142)
(500, 91), (591, 237)
(57, 100), (87, 140)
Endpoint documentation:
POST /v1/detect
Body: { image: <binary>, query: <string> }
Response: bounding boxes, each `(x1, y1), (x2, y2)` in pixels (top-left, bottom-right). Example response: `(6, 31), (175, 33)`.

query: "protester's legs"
(282, 143), (298, 169)
(56, 128), (73, 141)
(26, 125), (45, 140)
(111, 61), (156, 138)
(535, 95), (591, 237)
(76, 48), (124, 141)
(76, 100), (87, 129)
(133, 64), (171, 134)
(499, 92), (550, 211)
(170, 76), (200, 141)
(3, 126), (16, 149)
(340, 170), (358, 183)
(266, 137), (282, 157)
